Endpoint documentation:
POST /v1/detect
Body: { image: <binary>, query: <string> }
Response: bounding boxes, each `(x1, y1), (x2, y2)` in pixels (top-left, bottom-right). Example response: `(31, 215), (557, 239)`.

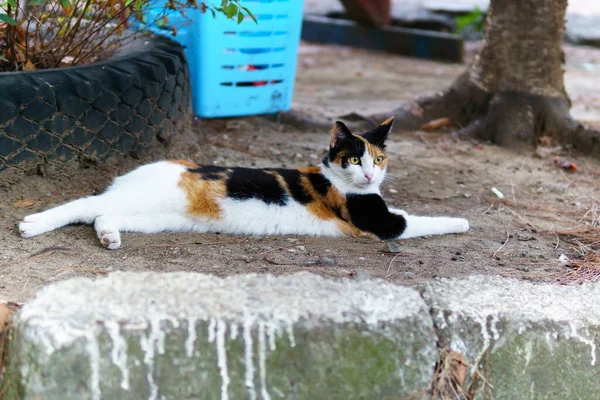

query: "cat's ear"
(329, 121), (353, 148)
(362, 117), (394, 148)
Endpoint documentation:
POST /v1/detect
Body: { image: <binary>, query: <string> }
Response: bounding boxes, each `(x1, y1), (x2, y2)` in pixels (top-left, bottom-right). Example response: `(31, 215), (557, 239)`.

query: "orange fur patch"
(178, 171), (225, 219)
(171, 159), (199, 169)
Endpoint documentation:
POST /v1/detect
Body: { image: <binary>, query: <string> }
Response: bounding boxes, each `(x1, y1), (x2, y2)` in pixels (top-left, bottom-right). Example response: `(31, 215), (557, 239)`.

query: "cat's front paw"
(454, 218), (470, 233)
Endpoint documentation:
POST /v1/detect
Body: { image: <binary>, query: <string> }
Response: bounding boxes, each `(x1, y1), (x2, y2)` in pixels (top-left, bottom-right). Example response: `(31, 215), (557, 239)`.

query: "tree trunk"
(380, 0), (600, 155)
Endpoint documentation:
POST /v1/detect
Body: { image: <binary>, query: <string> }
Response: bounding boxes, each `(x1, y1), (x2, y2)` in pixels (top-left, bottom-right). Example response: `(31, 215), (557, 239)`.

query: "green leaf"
(134, 0), (143, 10)
(60, 0), (70, 9)
(28, 0), (46, 5)
(225, 3), (237, 19)
(242, 6), (257, 24)
(7, 0), (17, 8)
(0, 55), (8, 62)
(237, 10), (243, 24)
(0, 13), (17, 25)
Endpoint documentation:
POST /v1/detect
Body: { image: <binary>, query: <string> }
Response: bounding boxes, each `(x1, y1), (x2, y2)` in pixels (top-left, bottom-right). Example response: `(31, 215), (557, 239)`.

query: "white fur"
(321, 153), (383, 195)
(19, 159), (470, 249)
(388, 208), (470, 239)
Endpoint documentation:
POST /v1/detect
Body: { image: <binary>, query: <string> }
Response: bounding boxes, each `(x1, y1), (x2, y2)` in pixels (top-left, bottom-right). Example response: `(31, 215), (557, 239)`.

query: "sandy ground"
(1, 42), (600, 302)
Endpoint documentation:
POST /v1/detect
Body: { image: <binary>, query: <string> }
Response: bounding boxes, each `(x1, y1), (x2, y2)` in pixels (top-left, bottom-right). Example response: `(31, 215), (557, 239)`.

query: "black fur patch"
(189, 165), (229, 181)
(361, 123), (391, 149)
(307, 173), (331, 196)
(226, 168), (287, 205)
(272, 169), (313, 204)
(328, 135), (366, 168)
(346, 194), (406, 240)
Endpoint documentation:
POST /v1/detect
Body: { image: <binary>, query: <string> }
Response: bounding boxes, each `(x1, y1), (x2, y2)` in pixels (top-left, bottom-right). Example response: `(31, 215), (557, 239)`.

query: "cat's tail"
(19, 196), (104, 238)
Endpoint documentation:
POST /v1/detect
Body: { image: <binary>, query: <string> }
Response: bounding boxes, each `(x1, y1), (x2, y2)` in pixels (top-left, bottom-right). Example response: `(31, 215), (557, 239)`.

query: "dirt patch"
(1, 43), (600, 302)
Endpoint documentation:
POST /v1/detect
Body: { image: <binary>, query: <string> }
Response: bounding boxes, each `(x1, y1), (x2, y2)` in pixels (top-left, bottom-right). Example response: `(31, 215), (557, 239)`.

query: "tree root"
(276, 70), (600, 157)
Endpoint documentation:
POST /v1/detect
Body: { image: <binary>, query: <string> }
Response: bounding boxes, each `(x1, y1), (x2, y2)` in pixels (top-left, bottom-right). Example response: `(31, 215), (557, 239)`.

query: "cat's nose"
(364, 173), (373, 182)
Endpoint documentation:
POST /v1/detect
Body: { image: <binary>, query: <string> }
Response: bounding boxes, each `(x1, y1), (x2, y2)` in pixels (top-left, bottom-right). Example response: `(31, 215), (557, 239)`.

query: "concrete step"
(3, 272), (436, 400)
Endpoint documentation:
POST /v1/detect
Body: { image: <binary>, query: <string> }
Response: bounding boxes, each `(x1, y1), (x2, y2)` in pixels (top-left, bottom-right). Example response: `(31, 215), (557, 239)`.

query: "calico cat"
(19, 117), (469, 249)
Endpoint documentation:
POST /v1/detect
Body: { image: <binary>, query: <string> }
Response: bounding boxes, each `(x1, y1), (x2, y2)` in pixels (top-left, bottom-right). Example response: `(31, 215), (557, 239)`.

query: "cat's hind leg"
(19, 196), (103, 238)
(93, 214), (204, 249)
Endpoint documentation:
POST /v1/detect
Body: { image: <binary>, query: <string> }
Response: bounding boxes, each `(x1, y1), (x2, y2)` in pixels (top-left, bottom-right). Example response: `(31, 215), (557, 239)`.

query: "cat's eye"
(349, 157), (360, 165)
(374, 156), (385, 165)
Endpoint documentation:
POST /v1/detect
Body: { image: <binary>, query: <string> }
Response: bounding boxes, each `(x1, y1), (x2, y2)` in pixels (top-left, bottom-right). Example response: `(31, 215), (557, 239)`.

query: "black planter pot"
(0, 34), (191, 186)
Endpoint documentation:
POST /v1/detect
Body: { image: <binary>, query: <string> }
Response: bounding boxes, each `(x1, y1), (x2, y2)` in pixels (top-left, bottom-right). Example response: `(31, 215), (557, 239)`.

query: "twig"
(492, 231), (510, 258)
(0, 227), (14, 240)
(28, 246), (72, 259)
(55, 267), (108, 275)
(256, 242), (306, 256)
(482, 203), (495, 215)
(511, 181), (517, 205)
(150, 238), (246, 248)
(211, 140), (268, 159)
(262, 256), (317, 266)
(554, 232), (560, 250)
(385, 253), (403, 278)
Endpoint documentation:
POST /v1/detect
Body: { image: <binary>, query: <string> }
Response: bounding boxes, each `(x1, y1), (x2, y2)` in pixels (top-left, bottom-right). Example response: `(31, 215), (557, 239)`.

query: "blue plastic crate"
(137, 0), (304, 118)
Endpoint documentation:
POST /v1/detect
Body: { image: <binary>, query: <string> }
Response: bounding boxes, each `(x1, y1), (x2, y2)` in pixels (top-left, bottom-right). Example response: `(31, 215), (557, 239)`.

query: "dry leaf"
(420, 117), (451, 131)
(14, 198), (36, 208)
(0, 304), (10, 334)
(23, 60), (36, 71)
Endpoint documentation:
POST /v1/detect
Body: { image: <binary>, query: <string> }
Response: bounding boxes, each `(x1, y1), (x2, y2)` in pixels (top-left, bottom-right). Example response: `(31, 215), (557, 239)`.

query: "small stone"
(384, 242), (402, 253)
(239, 255), (252, 263)
(106, 266), (114, 271)
(404, 272), (414, 279)
(293, 152), (304, 160)
(418, 260), (424, 265)
(451, 256), (458, 261)
(389, 188), (399, 194)
(287, 249), (296, 253)
(517, 266), (530, 272)
(463, 193), (472, 198)
(319, 257), (335, 265)
(296, 245), (306, 251)
(359, 257), (365, 260)
(285, 238), (298, 243)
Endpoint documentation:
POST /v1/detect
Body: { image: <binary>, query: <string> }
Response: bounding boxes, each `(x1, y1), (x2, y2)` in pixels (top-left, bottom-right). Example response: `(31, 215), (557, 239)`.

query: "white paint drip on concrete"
(106, 321), (130, 390)
(471, 314), (491, 375)
(267, 324), (278, 351)
(230, 323), (239, 340)
(84, 330), (102, 400)
(216, 319), (230, 400)
(185, 318), (197, 358)
(568, 323), (597, 366)
(140, 320), (160, 400)
(258, 323), (271, 400)
(285, 321), (296, 348)
(208, 318), (216, 343)
(243, 316), (257, 400)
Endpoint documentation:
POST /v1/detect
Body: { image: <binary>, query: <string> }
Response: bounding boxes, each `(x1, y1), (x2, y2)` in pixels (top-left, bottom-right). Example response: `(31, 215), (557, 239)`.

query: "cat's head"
(322, 117), (394, 191)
